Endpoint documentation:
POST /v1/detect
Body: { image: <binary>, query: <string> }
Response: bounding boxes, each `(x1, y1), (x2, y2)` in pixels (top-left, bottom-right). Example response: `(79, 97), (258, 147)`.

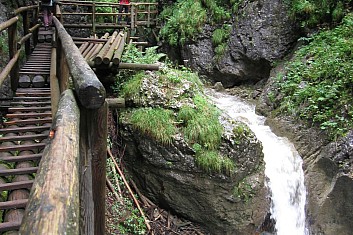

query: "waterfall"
(206, 89), (308, 235)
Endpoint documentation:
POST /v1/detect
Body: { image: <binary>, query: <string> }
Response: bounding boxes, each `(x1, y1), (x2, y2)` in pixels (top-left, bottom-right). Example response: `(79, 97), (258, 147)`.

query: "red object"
(120, 0), (130, 4)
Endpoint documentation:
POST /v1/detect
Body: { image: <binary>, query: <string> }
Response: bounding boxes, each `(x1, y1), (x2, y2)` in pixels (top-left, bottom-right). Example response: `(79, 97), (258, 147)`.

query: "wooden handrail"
(53, 16), (106, 109)
(0, 4), (40, 89)
(0, 16), (18, 32)
(19, 90), (80, 235)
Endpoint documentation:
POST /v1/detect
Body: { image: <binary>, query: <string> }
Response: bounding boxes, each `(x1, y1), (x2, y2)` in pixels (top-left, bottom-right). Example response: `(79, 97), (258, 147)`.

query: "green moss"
(193, 144), (235, 175)
(130, 107), (176, 145)
(119, 72), (144, 100)
(232, 180), (255, 203)
(286, 0), (350, 27)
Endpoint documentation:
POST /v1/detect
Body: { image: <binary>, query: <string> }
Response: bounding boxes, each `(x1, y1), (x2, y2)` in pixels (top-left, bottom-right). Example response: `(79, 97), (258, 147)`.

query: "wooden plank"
(12, 97), (50, 100)
(0, 199), (28, 210)
(0, 133), (48, 142)
(0, 221), (21, 232)
(0, 143), (46, 152)
(0, 180), (33, 191)
(3, 118), (52, 126)
(8, 107), (51, 112)
(0, 153), (42, 162)
(0, 167), (38, 177)
(0, 126), (50, 134)
(8, 102), (52, 106)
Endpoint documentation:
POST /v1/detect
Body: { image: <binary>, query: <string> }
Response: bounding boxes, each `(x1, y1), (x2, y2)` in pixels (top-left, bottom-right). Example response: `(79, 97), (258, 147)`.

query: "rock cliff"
(179, 0), (299, 88)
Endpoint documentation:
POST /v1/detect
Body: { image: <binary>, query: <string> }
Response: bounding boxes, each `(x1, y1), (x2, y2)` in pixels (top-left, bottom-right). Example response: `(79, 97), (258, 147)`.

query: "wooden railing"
(57, 0), (158, 34)
(0, 5), (40, 91)
(19, 15), (108, 235)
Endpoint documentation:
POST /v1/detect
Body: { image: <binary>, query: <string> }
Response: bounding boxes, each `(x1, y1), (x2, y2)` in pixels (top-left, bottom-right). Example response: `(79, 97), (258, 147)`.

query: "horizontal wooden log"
(0, 126), (50, 134)
(0, 16), (18, 32)
(0, 153), (42, 163)
(106, 98), (125, 108)
(118, 62), (160, 70)
(20, 89), (80, 235)
(13, 5), (39, 15)
(0, 199), (28, 210)
(53, 16), (106, 109)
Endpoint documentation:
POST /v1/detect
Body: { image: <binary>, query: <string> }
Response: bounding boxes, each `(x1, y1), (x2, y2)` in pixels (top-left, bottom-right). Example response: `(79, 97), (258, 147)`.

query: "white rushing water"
(206, 89), (307, 235)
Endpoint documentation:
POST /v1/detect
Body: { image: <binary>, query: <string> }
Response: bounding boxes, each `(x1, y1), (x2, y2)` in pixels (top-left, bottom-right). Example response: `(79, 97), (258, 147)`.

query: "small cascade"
(206, 89), (308, 235)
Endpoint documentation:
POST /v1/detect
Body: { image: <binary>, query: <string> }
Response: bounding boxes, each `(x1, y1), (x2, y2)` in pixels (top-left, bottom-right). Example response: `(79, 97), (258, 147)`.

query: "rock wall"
(179, 0), (299, 88)
(263, 111), (353, 234)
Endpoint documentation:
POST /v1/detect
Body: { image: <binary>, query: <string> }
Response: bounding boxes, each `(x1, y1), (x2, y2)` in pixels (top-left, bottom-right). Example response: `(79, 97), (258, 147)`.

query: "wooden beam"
(53, 16), (106, 109)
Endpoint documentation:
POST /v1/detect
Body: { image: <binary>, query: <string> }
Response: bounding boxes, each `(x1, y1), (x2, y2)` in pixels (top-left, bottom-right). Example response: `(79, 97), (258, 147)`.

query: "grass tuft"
(130, 108), (176, 145)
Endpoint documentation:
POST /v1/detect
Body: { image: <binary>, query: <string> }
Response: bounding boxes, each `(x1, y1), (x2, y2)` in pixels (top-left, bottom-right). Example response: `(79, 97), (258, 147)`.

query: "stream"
(206, 89), (308, 235)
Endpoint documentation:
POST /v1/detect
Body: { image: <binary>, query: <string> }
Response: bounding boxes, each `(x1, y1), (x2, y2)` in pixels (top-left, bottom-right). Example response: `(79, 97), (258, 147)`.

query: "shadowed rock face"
(180, 0), (299, 88)
(120, 117), (269, 235)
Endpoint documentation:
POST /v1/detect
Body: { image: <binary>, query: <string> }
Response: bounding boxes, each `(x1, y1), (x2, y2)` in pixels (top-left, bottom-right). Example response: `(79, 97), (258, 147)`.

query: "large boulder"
(121, 120), (269, 235)
(118, 69), (270, 234)
(180, 0), (299, 88)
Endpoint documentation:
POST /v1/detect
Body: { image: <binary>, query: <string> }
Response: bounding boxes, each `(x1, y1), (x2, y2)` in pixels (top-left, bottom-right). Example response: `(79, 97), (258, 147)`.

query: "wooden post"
(33, 7), (39, 47)
(50, 32), (60, 117)
(92, 3), (96, 36)
(130, 4), (135, 29)
(80, 102), (108, 235)
(8, 18), (19, 92)
(147, 4), (151, 27)
(22, 10), (31, 57)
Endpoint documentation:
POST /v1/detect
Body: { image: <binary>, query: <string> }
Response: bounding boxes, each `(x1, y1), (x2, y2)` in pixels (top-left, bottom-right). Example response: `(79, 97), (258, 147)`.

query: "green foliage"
(287, 0), (351, 27)
(232, 180), (255, 203)
(193, 145), (235, 175)
(119, 71), (144, 99)
(178, 95), (223, 150)
(201, 0), (231, 22)
(130, 108), (177, 144)
(275, 13), (353, 138)
(122, 44), (165, 64)
(232, 123), (251, 144)
(112, 45), (165, 95)
(106, 158), (147, 235)
(212, 25), (231, 46)
(159, 0), (207, 45)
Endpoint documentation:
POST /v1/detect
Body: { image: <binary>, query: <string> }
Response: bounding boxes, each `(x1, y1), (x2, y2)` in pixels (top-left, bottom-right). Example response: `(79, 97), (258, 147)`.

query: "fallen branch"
(107, 147), (152, 232)
(106, 176), (123, 204)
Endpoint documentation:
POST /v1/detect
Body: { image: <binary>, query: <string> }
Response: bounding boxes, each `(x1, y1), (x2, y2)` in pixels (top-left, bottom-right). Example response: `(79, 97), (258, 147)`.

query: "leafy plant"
(159, 0), (207, 45)
(286, 0), (351, 27)
(275, 13), (353, 138)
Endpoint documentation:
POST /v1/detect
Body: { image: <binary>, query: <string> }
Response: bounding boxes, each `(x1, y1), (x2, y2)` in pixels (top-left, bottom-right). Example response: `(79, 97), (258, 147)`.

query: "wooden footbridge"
(0, 1), (158, 234)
